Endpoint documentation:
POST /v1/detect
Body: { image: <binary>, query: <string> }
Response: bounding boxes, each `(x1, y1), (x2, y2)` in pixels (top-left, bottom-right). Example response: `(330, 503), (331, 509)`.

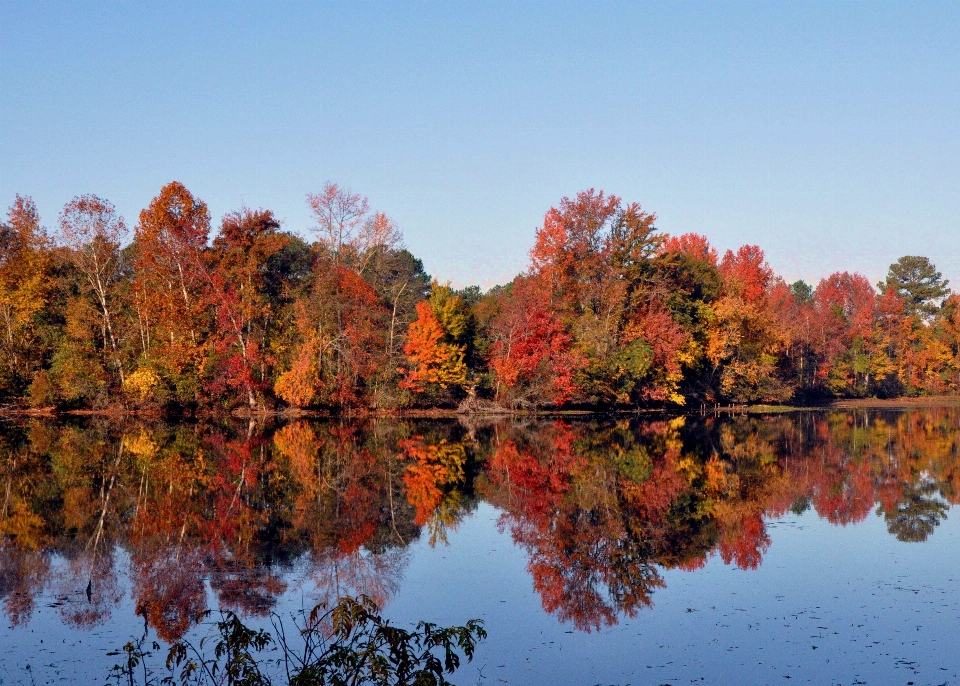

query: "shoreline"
(5, 396), (960, 421)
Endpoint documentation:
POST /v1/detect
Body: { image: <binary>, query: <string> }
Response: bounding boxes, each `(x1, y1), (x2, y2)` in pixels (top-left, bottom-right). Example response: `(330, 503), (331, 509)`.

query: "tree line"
(1, 183), (957, 412)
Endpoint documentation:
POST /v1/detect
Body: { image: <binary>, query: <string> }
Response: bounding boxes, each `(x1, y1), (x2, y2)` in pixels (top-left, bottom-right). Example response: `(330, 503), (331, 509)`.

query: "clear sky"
(2, 1), (959, 290)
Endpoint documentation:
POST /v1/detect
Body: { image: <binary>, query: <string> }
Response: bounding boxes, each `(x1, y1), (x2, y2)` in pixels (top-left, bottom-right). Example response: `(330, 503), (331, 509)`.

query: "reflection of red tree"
(133, 548), (206, 643)
(6, 409), (960, 641)
(483, 422), (672, 631)
(620, 432), (684, 523)
(717, 512), (769, 570)
(809, 450), (876, 526)
(486, 423), (584, 521)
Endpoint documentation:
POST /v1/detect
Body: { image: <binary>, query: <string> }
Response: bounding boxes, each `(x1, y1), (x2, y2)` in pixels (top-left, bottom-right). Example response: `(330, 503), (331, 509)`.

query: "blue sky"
(2, 1), (959, 289)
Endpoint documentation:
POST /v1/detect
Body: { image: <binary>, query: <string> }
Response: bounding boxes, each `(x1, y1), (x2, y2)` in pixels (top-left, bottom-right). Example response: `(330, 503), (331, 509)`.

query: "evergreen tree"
(878, 255), (950, 319)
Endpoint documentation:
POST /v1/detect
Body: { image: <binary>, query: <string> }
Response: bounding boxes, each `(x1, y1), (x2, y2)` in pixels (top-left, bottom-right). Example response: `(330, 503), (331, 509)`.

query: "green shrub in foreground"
(106, 595), (486, 686)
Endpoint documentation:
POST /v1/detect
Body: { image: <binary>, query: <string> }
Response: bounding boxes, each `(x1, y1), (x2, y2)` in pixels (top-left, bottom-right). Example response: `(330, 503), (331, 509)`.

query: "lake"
(1, 410), (959, 685)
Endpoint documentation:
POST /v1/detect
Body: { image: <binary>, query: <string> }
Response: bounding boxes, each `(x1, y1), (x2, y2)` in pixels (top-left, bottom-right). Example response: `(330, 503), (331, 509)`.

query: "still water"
(1, 411), (959, 685)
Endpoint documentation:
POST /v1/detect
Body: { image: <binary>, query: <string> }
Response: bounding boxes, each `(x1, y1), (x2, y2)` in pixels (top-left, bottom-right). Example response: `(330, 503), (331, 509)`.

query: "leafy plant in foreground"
(106, 595), (486, 686)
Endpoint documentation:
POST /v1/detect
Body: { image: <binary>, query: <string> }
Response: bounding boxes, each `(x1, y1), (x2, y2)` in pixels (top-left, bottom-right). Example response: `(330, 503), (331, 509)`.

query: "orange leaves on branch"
(530, 188), (621, 305)
(206, 208), (286, 406)
(275, 265), (386, 408)
(274, 339), (320, 408)
(136, 182), (210, 284)
(1, 195), (53, 398)
(813, 272), (877, 344)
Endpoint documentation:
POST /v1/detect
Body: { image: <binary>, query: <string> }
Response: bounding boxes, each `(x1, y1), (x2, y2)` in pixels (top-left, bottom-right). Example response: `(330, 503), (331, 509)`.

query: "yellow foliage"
(123, 430), (159, 460)
(0, 499), (47, 549)
(429, 282), (470, 342)
(123, 368), (163, 402)
(273, 422), (320, 485)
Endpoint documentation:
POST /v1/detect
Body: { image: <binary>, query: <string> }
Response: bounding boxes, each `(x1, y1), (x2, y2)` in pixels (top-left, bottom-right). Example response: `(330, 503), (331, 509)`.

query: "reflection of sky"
(3, 502), (959, 685)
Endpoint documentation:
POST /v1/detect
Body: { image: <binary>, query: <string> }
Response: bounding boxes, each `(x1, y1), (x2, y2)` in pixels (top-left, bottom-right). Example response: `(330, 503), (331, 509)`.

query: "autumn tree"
(487, 277), (583, 407)
(400, 283), (471, 399)
(645, 233), (723, 402)
(129, 182), (212, 404)
(0, 196), (52, 401)
(274, 264), (387, 409)
(808, 272), (878, 395)
(495, 189), (693, 407)
(206, 208), (287, 408)
(707, 245), (793, 403)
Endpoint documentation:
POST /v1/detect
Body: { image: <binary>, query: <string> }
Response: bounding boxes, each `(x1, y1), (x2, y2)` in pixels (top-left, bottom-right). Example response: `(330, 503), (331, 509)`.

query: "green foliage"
(790, 280), (813, 304)
(879, 255), (950, 319)
(878, 481), (949, 543)
(106, 595), (486, 686)
(428, 283), (471, 345)
(611, 445), (653, 484)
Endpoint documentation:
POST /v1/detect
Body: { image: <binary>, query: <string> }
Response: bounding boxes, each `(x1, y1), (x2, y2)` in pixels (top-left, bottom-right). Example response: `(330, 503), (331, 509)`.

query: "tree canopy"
(1, 183), (958, 410)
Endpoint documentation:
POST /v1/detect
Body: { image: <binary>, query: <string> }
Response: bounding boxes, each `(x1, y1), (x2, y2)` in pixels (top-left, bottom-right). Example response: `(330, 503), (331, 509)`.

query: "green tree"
(878, 255), (950, 319)
(790, 280), (813, 304)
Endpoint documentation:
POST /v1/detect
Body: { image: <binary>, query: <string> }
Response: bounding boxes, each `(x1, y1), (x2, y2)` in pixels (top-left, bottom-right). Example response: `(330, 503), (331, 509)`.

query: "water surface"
(1, 411), (959, 684)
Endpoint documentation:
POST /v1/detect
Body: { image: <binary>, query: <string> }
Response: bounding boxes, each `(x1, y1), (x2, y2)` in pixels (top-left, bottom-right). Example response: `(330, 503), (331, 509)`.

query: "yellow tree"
(707, 246), (793, 403)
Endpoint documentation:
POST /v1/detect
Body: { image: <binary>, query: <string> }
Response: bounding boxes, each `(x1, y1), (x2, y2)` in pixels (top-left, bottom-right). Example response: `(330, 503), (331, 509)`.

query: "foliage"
(878, 255), (950, 319)
(2, 182), (959, 410)
(399, 284), (471, 399)
(0, 195), (52, 400)
(106, 595), (485, 686)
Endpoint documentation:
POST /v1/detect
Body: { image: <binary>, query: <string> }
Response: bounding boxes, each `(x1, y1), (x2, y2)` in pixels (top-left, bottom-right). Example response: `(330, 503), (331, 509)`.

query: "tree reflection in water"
(1, 409), (959, 639)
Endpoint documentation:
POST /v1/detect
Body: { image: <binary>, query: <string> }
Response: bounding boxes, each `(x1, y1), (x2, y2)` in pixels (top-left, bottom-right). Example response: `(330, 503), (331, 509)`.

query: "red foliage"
(661, 233), (718, 266)
(488, 278), (584, 406)
(813, 272), (877, 343)
(717, 512), (770, 570)
(719, 245), (773, 303)
(624, 303), (688, 402)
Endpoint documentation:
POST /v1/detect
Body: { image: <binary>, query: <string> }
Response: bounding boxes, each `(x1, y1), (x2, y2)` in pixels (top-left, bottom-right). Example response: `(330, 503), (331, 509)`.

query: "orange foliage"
(400, 301), (467, 392)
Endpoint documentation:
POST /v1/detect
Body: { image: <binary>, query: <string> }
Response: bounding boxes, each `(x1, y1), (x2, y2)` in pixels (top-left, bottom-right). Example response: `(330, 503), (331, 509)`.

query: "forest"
(1, 182), (958, 414)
